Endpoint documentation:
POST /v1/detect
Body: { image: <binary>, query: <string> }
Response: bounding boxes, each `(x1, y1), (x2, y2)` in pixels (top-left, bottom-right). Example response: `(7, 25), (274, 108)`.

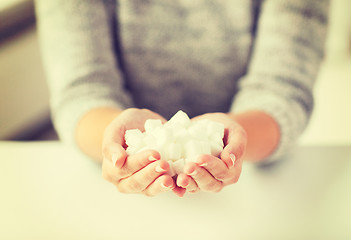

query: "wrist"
(76, 107), (122, 162)
(228, 110), (280, 162)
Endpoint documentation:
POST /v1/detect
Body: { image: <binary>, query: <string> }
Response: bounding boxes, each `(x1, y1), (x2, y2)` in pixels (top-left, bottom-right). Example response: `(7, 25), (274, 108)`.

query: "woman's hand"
(101, 108), (176, 196)
(176, 113), (247, 193)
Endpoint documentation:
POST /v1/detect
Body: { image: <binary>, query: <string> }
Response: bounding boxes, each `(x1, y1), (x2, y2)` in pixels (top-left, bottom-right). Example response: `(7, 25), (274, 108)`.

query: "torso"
(116, 0), (256, 118)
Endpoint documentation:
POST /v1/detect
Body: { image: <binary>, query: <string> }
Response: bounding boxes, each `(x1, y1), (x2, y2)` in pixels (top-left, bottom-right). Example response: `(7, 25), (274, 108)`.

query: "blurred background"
(0, 0), (350, 143)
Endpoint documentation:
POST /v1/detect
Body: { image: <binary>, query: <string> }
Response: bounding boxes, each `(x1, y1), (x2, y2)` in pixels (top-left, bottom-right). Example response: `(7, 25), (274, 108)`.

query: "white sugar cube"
(196, 119), (211, 129)
(144, 119), (163, 133)
(210, 132), (224, 146)
(167, 161), (176, 176)
(143, 133), (157, 147)
(184, 140), (199, 157)
(126, 146), (140, 155)
(210, 141), (224, 157)
(152, 127), (173, 147)
(187, 123), (208, 141)
(125, 129), (144, 148)
(199, 141), (212, 155)
(173, 128), (191, 144)
(135, 146), (151, 154)
(184, 140), (211, 158)
(166, 110), (191, 128)
(184, 156), (197, 163)
(172, 158), (185, 175)
(123, 110), (225, 176)
(165, 142), (182, 161)
(206, 121), (225, 139)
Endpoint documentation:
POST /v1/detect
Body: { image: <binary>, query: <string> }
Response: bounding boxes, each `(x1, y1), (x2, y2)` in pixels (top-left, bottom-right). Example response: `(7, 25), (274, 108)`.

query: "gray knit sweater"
(35, 0), (329, 160)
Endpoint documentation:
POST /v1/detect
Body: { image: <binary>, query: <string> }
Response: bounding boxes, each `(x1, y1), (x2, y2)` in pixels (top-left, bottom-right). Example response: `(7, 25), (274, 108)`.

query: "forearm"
(76, 107), (122, 163)
(36, 0), (134, 153)
(230, 1), (328, 161)
(229, 111), (280, 162)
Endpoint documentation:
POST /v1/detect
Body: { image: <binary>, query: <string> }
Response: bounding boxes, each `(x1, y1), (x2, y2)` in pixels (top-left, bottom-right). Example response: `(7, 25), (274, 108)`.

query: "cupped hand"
(176, 112), (247, 193)
(101, 108), (176, 196)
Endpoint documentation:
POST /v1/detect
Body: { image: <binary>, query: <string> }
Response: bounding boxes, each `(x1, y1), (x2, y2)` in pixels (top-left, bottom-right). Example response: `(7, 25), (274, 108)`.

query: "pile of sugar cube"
(124, 110), (225, 176)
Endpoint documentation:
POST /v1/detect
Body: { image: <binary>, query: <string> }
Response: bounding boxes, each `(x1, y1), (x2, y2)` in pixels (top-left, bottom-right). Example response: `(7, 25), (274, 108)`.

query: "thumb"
(102, 123), (127, 169)
(220, 126), (247, 169)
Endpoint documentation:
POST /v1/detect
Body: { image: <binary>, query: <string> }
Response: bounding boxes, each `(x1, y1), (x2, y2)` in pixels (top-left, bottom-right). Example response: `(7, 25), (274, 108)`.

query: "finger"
(221, 126), (247, 169)
(119, 150), (161, 178)
(183, 163), (223, 193)
(142, 175), (175, 197)
(177, 173), (200, 193)
(117, 160), (170, 193)
(102, 157), (119, 183)
(102, 149), (161, 182)
(102, 122), (127, 168)
(176, 173), (199, 193)
(223, 155), (243, 186)
(195, 154), (229, 181)
(102, 143), (127, 169)
(172, 186), (187, 197)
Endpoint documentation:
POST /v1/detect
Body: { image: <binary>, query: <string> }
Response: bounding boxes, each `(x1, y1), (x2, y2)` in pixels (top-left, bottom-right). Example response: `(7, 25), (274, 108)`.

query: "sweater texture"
(35, 0), (329, 161)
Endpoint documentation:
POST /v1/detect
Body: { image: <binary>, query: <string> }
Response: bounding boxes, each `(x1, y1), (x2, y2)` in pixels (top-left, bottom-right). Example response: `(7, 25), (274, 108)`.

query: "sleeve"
(35, 0), (134, 146)
(230, 0), (330, 161)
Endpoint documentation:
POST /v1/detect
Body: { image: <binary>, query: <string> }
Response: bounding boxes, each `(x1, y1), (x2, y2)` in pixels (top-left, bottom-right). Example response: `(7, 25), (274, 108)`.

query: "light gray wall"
(0, 25), (50, 139)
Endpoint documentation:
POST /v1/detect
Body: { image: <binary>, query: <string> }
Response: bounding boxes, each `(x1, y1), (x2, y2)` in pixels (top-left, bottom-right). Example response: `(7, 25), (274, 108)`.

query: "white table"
(1, 141), (350, 240)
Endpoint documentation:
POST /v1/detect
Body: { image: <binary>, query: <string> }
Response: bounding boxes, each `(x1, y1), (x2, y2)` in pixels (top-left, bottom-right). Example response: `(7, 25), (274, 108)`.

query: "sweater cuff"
(230, 90), (309, 162)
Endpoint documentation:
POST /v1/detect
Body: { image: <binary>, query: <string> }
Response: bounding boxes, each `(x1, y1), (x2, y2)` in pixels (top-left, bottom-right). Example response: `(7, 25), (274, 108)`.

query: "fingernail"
(188, 169), (197, 176)
(199, 162), (208, 167)
(161, 182), (172, 189)
(155, 165), (166, 173)
(148, 155), (158, 161)
(229, 153), (236, 168)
